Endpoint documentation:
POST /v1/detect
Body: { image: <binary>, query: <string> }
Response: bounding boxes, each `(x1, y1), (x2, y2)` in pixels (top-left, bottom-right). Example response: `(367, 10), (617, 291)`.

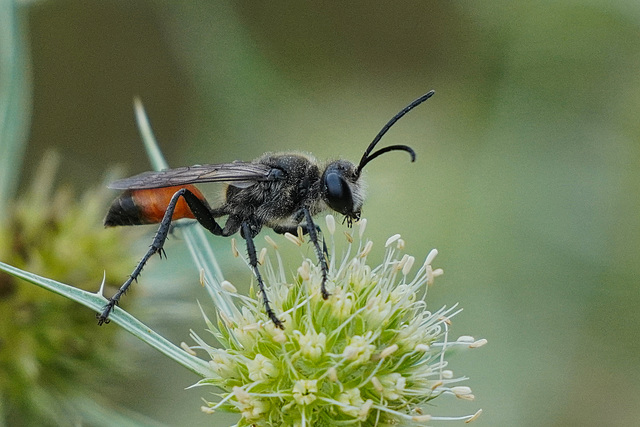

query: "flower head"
(0, 153), (137, 424)
(192, 215), (484, 426)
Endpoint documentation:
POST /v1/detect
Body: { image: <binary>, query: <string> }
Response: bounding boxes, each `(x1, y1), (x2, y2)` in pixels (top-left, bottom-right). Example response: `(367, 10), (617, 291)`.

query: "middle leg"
(241, 221), (284, 329)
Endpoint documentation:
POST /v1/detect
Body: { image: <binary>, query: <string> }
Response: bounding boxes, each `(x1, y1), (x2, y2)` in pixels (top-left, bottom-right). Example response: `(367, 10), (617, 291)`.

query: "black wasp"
(98, 90), (435, 328)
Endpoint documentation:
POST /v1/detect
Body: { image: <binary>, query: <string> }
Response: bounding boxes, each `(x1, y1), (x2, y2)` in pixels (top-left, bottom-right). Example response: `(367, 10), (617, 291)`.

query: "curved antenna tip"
(356, 91), (433, 174)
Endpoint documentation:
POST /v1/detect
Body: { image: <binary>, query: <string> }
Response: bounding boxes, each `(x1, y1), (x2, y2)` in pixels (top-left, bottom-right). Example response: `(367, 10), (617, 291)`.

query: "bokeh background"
(2, 1), (640, 425)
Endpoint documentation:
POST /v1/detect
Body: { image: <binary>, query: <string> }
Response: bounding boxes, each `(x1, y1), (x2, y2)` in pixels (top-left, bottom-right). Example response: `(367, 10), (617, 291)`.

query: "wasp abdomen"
(104, 185), (205, 226)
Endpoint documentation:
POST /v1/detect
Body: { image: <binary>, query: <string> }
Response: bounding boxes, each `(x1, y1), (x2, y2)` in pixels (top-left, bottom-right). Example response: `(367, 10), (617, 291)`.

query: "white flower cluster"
(190, 216), (485, 426)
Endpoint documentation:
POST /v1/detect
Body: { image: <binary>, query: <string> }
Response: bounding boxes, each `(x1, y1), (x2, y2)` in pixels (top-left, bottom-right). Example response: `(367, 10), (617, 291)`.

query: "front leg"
(301, 209), (330, 299)
(274, 209), (330, 300)
(272, 222), (328, 260)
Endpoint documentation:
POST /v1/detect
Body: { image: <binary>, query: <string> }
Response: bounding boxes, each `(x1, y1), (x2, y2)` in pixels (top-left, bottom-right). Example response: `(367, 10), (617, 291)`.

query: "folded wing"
(108, 162), (275, 190)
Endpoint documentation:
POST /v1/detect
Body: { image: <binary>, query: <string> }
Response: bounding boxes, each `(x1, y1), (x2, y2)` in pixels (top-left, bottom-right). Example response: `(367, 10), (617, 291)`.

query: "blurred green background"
(3, 0), (640, 425)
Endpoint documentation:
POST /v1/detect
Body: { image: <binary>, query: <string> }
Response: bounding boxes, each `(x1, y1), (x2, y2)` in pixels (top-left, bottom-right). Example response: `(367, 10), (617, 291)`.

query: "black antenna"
(356, 90), (435, 177)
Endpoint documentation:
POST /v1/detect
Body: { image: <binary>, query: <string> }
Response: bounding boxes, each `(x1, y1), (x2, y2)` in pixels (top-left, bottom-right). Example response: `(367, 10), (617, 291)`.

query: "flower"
(191, 215), (485, 426)
(0, 153), (137, 425)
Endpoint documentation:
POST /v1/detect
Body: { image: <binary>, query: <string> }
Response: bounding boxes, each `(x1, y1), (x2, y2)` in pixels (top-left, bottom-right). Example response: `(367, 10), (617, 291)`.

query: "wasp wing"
(108, 162), (275, 190)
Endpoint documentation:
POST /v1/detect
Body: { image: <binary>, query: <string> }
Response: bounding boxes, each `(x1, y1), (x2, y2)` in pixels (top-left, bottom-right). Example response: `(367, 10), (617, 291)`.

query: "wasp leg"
(241, 221), (284, 329)
(274, 210), (330, 300)
(97, 188), (224, 325)
(272, 223), (329, 260)
(301, 209), (330, 299)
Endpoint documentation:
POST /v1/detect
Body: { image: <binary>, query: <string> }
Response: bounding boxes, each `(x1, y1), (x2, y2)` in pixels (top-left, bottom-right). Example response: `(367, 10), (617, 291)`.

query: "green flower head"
(0, 153), (137, 425)
(190, 215), (485, 426)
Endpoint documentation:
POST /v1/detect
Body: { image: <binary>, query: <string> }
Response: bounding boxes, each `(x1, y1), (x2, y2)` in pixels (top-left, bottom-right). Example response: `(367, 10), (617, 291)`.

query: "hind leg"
(98, 188), (225, 325)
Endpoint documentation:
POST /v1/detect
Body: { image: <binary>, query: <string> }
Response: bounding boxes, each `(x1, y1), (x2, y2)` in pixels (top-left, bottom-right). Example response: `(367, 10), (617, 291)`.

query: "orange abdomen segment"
(134, 185), (205, 222)
(105, 185), (206, 226)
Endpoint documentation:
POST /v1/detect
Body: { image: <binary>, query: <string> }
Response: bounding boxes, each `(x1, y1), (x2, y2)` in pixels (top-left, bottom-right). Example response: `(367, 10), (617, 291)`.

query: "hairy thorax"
(223, 153), (327, 228)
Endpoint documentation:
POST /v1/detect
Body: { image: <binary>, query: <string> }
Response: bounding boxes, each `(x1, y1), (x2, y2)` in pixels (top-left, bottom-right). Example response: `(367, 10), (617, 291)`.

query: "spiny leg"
(273, 212), (330, 298)
(273, 222), (329, 260)
(301, 209), (330, 299)
(242, 221), (284, 329)
(97, 188), (224, 325)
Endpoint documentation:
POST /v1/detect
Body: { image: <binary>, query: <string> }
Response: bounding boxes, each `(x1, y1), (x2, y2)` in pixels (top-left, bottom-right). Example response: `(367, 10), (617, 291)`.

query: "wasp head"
(322, 91), (435, 227)
(321, 160), (363, 227)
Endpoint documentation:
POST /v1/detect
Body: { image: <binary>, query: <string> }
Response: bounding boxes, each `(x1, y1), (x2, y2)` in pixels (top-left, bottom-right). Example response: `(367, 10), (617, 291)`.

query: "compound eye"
(324, 172), (353, 214)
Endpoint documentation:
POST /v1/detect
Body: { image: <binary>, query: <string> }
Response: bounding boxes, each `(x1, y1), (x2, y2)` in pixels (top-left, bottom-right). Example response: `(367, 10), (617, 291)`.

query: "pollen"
(231, 238), (239, 257)
(264, 235), (278, 249)
(442, 370), (454, 379)
(379, 343), (399, 359)
(359, 240), (373, 258)
(297, 260), (311, 281)
(201, 406), (216, 414)
(284, 232), (302, 246)
(466, 409), (483, 423)
(395, 253), (410, 271)
(451, 386), (475, 401)
(402, 255), (415, 276)
(385, 233), (402, 247)
(425, 248), (438, 266)
(258, 247), (267, 265)
(180, 342), (197, 356)
(325, 214), (336, 235)
(358, 218), (367, 238)
(456, 335), (475, 344)
(470, 338), (488, 348)
(415, 343), (430, 352)
(221, 280), (237, 293)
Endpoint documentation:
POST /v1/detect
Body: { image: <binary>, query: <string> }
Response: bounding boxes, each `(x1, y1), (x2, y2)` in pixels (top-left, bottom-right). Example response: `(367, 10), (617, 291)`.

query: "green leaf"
(0, 260), (213, 378)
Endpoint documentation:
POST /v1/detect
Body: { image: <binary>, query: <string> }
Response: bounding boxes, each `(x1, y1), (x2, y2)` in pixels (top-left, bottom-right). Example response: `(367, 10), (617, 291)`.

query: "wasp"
(97, 91), (435, 328)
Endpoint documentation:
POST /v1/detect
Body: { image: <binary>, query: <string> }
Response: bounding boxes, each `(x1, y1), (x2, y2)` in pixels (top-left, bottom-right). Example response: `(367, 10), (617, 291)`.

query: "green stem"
(0, 0), (32, 206)
(132, 98), (235, 318)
